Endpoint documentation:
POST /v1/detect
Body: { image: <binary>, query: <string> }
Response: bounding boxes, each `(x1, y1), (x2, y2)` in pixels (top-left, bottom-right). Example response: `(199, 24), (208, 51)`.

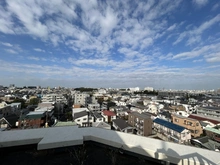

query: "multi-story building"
(172, 114), (203, 138)
(128, 112), (153, 136)
(197, 107), (220, 118)
(153, 118), (191, 144)
(87, 104), (100, 112)
(41, 94), (67, 103)
(74, 93), (90, 106)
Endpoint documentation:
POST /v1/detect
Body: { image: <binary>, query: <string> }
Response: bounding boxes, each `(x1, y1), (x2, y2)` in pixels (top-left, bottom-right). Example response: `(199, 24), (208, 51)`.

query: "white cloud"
(5, 49), (17, 54)
(173, 14), (220, 45)
(205, 53), (220, 62)
(1, 42), (13, 47)
(172, 42), (220, 60)
(192, 0), (208, 7)
(211, 3), (219, 11)
(34, 48), (45, 52)
(28, 56), (40, 61)
(167, 24), (177, 31)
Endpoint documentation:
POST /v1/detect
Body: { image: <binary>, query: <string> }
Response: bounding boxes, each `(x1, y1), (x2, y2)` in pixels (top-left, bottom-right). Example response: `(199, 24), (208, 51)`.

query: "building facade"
(74, 93), (90, 106)
(197, 107), (220, 118)
(153, 118), (191, 144)
(172, 114), (203, 138)
(128, 112), (153, 136)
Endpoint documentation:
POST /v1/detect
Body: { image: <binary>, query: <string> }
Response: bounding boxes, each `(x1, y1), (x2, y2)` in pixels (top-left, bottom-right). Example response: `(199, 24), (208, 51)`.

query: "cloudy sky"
(0, 0), (220, 90)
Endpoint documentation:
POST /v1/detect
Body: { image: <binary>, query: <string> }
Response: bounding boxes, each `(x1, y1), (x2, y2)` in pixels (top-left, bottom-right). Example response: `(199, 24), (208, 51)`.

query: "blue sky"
(0, 0), (220, 90)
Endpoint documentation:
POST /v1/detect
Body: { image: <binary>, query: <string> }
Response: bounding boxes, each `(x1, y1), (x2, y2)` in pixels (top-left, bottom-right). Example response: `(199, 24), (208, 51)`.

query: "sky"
(0, 0), (220, 90)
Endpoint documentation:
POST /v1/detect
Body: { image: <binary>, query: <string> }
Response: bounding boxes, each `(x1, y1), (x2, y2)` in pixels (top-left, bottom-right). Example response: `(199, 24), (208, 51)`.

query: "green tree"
(29, 98), (40, 105)
(97, 97), (104, 111)
(11, 98), (26, 108)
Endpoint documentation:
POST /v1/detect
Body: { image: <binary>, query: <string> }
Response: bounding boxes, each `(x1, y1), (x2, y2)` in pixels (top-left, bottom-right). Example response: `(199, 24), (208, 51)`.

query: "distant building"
(144, 87), (154, 91)
(197, 107), (220, 118)
(204, 127), (220, 143)
(87, 103), (100, 112)
(158, 91), (186, 98)
(41, 94), (67, 103)
(128, 112), (153, 136)
(74, 93), (90, 106)
(188, 114), (220, 125)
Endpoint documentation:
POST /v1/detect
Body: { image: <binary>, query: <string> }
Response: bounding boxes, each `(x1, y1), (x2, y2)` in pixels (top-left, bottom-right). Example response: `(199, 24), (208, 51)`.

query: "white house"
(73, 111), (94, 127)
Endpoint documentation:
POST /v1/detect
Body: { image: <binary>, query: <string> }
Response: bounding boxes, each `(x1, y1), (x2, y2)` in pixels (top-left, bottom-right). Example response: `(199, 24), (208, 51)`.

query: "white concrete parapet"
(0, 127), (219, 165)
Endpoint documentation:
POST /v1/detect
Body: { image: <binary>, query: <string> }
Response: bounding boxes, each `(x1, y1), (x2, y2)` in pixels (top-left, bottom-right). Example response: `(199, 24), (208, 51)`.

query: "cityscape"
(0, 84), (220, 164)
(1, 0), (220, 164)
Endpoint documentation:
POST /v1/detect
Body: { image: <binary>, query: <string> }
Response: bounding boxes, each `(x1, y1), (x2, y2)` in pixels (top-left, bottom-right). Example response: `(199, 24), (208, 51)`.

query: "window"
(174, 118), (179, 122)
(83, 118), (87, 121)
(77, 119), (80, 122)
(196, 123), (199, 126)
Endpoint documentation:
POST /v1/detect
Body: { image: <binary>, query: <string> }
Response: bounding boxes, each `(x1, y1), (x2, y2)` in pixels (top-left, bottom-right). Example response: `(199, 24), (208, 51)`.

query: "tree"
(10, 98), (26, 108)
(29, 98), (40, 105)
(97, 97), (104, 111)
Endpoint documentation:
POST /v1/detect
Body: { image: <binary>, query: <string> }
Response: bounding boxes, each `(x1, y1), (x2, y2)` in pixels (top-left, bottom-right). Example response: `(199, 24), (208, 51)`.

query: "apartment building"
(172, 114), (203, 138)
(41, 94), (67, 103)
(153, 118), (191, 144)
(87, 104), (100, 112)
(197, 107), (220, 118)
(74, 93), (91, 106)
(128, 112), (152, 136)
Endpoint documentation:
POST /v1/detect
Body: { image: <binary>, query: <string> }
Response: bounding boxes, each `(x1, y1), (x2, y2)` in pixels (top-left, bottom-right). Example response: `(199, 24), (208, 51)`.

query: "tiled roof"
(73, 111), (88, 120)
(188, 114), (220, 125)
(102, 110), (115, 116)
(112, 118), (131, 130)
(153, 118), (185, 133)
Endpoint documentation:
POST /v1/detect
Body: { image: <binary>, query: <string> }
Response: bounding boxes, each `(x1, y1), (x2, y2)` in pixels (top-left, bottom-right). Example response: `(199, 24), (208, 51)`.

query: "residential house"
(18, 111), (47, 128)
(102, 110), (116, 123)
(112, 118), (133, 133)
(9, 103), (21, 113)
(147, 104), (158, 114)
(0, 105), (13, 118)
(73, 110), (93, 127)
(0, 114), (18, 130)
(158, 111), (172, 122)
(188, 114), (220, 125)
(128, 112), (153, 136)
(153, 118), (191, 144)
(204, 127), (220, 143)
(93, 112), (104, 122)
(172, 114), (203, 138)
